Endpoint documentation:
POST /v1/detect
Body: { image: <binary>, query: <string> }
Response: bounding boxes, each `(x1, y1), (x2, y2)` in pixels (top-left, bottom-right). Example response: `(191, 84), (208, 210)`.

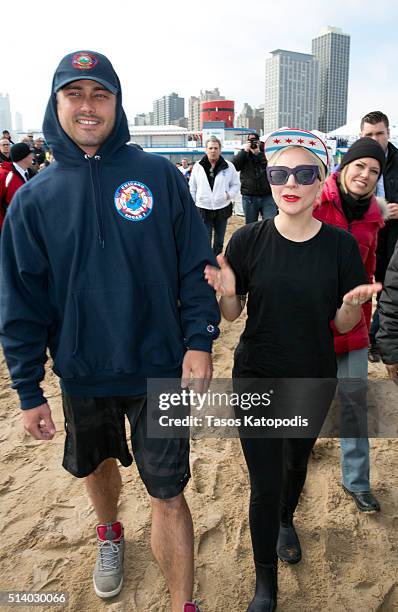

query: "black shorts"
(61, 393), (190, 499)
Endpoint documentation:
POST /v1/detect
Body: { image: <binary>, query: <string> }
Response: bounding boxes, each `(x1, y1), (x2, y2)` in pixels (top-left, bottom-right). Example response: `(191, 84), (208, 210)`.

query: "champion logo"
(114, 181), (154, 222)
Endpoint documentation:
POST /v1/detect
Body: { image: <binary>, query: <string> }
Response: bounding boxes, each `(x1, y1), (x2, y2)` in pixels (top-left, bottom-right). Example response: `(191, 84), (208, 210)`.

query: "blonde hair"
(268, 146), (326, 183)
(339, 165), (376, 199)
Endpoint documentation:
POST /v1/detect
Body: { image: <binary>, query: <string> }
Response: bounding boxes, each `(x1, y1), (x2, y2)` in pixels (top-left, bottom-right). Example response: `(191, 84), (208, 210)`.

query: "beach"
(0, 215), (397, 612)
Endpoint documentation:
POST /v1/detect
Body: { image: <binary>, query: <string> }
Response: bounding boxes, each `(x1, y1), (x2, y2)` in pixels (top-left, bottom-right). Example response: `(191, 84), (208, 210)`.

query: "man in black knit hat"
(0, 142), (33, 229)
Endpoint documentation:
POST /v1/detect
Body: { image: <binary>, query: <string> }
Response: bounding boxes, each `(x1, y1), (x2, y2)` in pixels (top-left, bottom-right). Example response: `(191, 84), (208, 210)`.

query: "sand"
(0, 215), (397, 612)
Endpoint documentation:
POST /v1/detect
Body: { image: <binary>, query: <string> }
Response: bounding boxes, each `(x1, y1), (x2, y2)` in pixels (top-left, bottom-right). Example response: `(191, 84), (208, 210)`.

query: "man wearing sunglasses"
(232, 132), (277, 224)
(0, 138), (11, 163)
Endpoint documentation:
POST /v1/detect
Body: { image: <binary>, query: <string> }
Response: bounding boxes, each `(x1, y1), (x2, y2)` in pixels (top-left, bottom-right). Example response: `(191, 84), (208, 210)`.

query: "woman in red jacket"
(313, 137), (385, 513)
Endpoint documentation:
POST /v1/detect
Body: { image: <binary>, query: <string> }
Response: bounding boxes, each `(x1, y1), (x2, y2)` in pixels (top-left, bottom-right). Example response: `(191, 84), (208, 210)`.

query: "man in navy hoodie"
(0, 51), (220, 612)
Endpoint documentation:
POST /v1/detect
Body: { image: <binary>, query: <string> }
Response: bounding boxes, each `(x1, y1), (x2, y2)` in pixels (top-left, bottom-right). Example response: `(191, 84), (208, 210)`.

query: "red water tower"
(200, 100), (235, 128)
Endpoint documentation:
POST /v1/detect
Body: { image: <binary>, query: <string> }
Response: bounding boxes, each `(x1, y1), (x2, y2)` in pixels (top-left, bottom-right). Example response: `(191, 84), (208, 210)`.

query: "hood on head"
(42, 50), (130, 163)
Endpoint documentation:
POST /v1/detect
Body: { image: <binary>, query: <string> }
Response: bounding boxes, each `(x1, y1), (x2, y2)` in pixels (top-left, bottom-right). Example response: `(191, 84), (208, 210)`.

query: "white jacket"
(189, 158), (240, 210)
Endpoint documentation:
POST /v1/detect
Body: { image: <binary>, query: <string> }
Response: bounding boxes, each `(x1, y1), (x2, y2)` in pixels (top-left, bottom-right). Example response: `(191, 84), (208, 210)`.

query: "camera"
(250, 140), (259, 149)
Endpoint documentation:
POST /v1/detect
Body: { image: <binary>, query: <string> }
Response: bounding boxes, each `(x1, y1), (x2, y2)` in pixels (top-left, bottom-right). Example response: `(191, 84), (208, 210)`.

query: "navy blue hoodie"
(0, 62), (220, 409)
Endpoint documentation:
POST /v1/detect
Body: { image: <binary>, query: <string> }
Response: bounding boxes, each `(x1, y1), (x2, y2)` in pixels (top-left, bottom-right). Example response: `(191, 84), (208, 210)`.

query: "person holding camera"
(232, 132), (277, 224)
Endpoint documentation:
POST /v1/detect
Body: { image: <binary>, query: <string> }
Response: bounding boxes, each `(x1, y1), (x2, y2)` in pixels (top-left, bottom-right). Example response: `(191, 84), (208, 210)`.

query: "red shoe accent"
(96, 521), (123, 542)
(183, 604), (197, 612)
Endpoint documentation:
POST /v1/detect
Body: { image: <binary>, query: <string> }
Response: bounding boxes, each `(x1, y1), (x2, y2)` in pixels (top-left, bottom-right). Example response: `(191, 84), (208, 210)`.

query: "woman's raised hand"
(342, 282), (382, 306)
(204, 254), (237, 297)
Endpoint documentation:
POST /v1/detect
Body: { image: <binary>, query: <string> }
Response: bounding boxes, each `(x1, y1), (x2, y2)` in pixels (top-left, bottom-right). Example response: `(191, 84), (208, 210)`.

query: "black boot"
(276, 521), (301, 564)
(247, 562), (278, 612)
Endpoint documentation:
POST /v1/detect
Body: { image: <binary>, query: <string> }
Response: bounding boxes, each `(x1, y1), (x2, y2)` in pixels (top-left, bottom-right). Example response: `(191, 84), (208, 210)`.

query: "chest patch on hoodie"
(114, 180), (154, 222)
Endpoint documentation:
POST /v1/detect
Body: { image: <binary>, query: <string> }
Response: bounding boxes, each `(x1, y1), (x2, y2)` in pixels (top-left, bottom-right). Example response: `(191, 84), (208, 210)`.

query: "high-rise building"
(153, 92), (185, 126)
(236, 103), (264, 134)
(134, 112), (154, 126)
(312, 26), (350, 133)
(264, 50), (319, 133)
(15, 112), (23, 133)
(0, 93), (12, 133)
(188, 96), (200, 131)
(200, 88), (224, 102)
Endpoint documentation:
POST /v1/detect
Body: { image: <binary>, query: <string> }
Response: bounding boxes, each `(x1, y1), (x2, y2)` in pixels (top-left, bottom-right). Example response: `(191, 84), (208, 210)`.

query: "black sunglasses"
(266, 165), (320, 186)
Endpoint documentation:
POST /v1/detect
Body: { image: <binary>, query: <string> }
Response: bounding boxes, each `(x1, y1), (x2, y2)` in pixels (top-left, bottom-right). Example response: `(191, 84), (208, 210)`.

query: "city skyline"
(2, 0), (397, 132)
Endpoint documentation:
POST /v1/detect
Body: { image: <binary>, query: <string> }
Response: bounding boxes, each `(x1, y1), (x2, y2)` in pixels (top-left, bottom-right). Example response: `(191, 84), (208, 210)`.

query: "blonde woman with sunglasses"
(204, 129), (381, 612)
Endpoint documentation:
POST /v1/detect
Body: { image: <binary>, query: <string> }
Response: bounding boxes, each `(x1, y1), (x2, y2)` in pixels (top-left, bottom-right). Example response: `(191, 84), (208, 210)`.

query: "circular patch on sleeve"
(114, 181), (154, 222)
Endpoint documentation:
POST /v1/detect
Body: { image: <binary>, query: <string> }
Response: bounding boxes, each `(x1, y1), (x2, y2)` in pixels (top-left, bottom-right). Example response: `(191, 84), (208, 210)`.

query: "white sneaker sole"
(93, 576), (123, 599)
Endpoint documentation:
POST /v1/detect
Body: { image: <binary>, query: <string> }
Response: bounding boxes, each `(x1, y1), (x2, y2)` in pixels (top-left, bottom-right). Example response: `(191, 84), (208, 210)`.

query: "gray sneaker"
(93, 521), (124, 598)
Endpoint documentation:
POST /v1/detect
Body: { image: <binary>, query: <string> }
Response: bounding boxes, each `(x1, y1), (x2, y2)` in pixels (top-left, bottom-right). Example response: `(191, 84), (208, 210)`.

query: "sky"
(2, 0), (398, 132)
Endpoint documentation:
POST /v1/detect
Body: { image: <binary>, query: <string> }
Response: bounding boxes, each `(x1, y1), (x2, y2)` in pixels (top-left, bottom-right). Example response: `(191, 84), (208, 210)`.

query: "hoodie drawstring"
(85, 154), (105, 248)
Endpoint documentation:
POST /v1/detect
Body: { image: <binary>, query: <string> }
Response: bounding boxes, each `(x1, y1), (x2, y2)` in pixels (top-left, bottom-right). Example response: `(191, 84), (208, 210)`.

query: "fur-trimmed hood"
(376, 196), (389, 220)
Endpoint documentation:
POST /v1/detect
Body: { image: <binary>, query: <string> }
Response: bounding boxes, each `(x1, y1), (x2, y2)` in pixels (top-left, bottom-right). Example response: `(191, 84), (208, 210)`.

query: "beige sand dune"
(0, 216), (397, 611)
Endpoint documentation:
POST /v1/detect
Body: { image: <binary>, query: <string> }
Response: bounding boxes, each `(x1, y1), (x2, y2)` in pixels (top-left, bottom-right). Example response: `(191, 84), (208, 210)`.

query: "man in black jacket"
(232, 132), (276, 224)
(377, 244), (398, 382)
(360, 112), (398, 361)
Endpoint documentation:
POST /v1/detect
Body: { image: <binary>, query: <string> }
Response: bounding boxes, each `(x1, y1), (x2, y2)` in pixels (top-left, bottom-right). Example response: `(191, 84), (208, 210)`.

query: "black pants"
(239, 436), (317, 565)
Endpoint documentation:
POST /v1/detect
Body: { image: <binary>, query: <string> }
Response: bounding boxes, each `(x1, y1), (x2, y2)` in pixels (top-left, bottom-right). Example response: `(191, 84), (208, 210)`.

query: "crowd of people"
(0, 130), (54, 228)
(0, 49), (397, 612)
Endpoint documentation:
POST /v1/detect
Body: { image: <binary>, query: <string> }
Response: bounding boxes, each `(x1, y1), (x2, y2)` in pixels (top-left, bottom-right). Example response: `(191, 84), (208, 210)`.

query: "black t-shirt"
(226, 219), (368, 378)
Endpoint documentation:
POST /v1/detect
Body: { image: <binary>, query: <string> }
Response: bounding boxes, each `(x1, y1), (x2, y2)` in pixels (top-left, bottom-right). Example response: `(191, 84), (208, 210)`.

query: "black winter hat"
(10, 142), (32, 163)
(340, 137), (386, 177)
(53, 50), (119, 95)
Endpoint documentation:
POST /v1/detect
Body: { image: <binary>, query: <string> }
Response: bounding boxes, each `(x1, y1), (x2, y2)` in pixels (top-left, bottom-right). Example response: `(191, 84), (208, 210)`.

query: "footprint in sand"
(191, 457), (224, 498)
(197, 520), (226, 559)
(195, 512), (227, 608)
(323, 527), (357, 566)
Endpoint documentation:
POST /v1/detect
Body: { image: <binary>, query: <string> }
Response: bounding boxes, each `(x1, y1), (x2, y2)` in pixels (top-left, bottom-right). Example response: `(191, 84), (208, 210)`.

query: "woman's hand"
(205, 255), (243, 321)
(204, 254), (236, 297)
(342, 282), (382, 306)
(335, 282), (382, 334)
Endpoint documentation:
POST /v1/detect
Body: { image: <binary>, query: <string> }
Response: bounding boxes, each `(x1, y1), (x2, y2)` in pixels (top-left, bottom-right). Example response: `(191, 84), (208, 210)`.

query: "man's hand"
(22, 403), (56, 440)
(244, 141), (260, 154)
(387, 202), (398, 220)
(181, 350), (213, 394)
(385, 363), (398, 384)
